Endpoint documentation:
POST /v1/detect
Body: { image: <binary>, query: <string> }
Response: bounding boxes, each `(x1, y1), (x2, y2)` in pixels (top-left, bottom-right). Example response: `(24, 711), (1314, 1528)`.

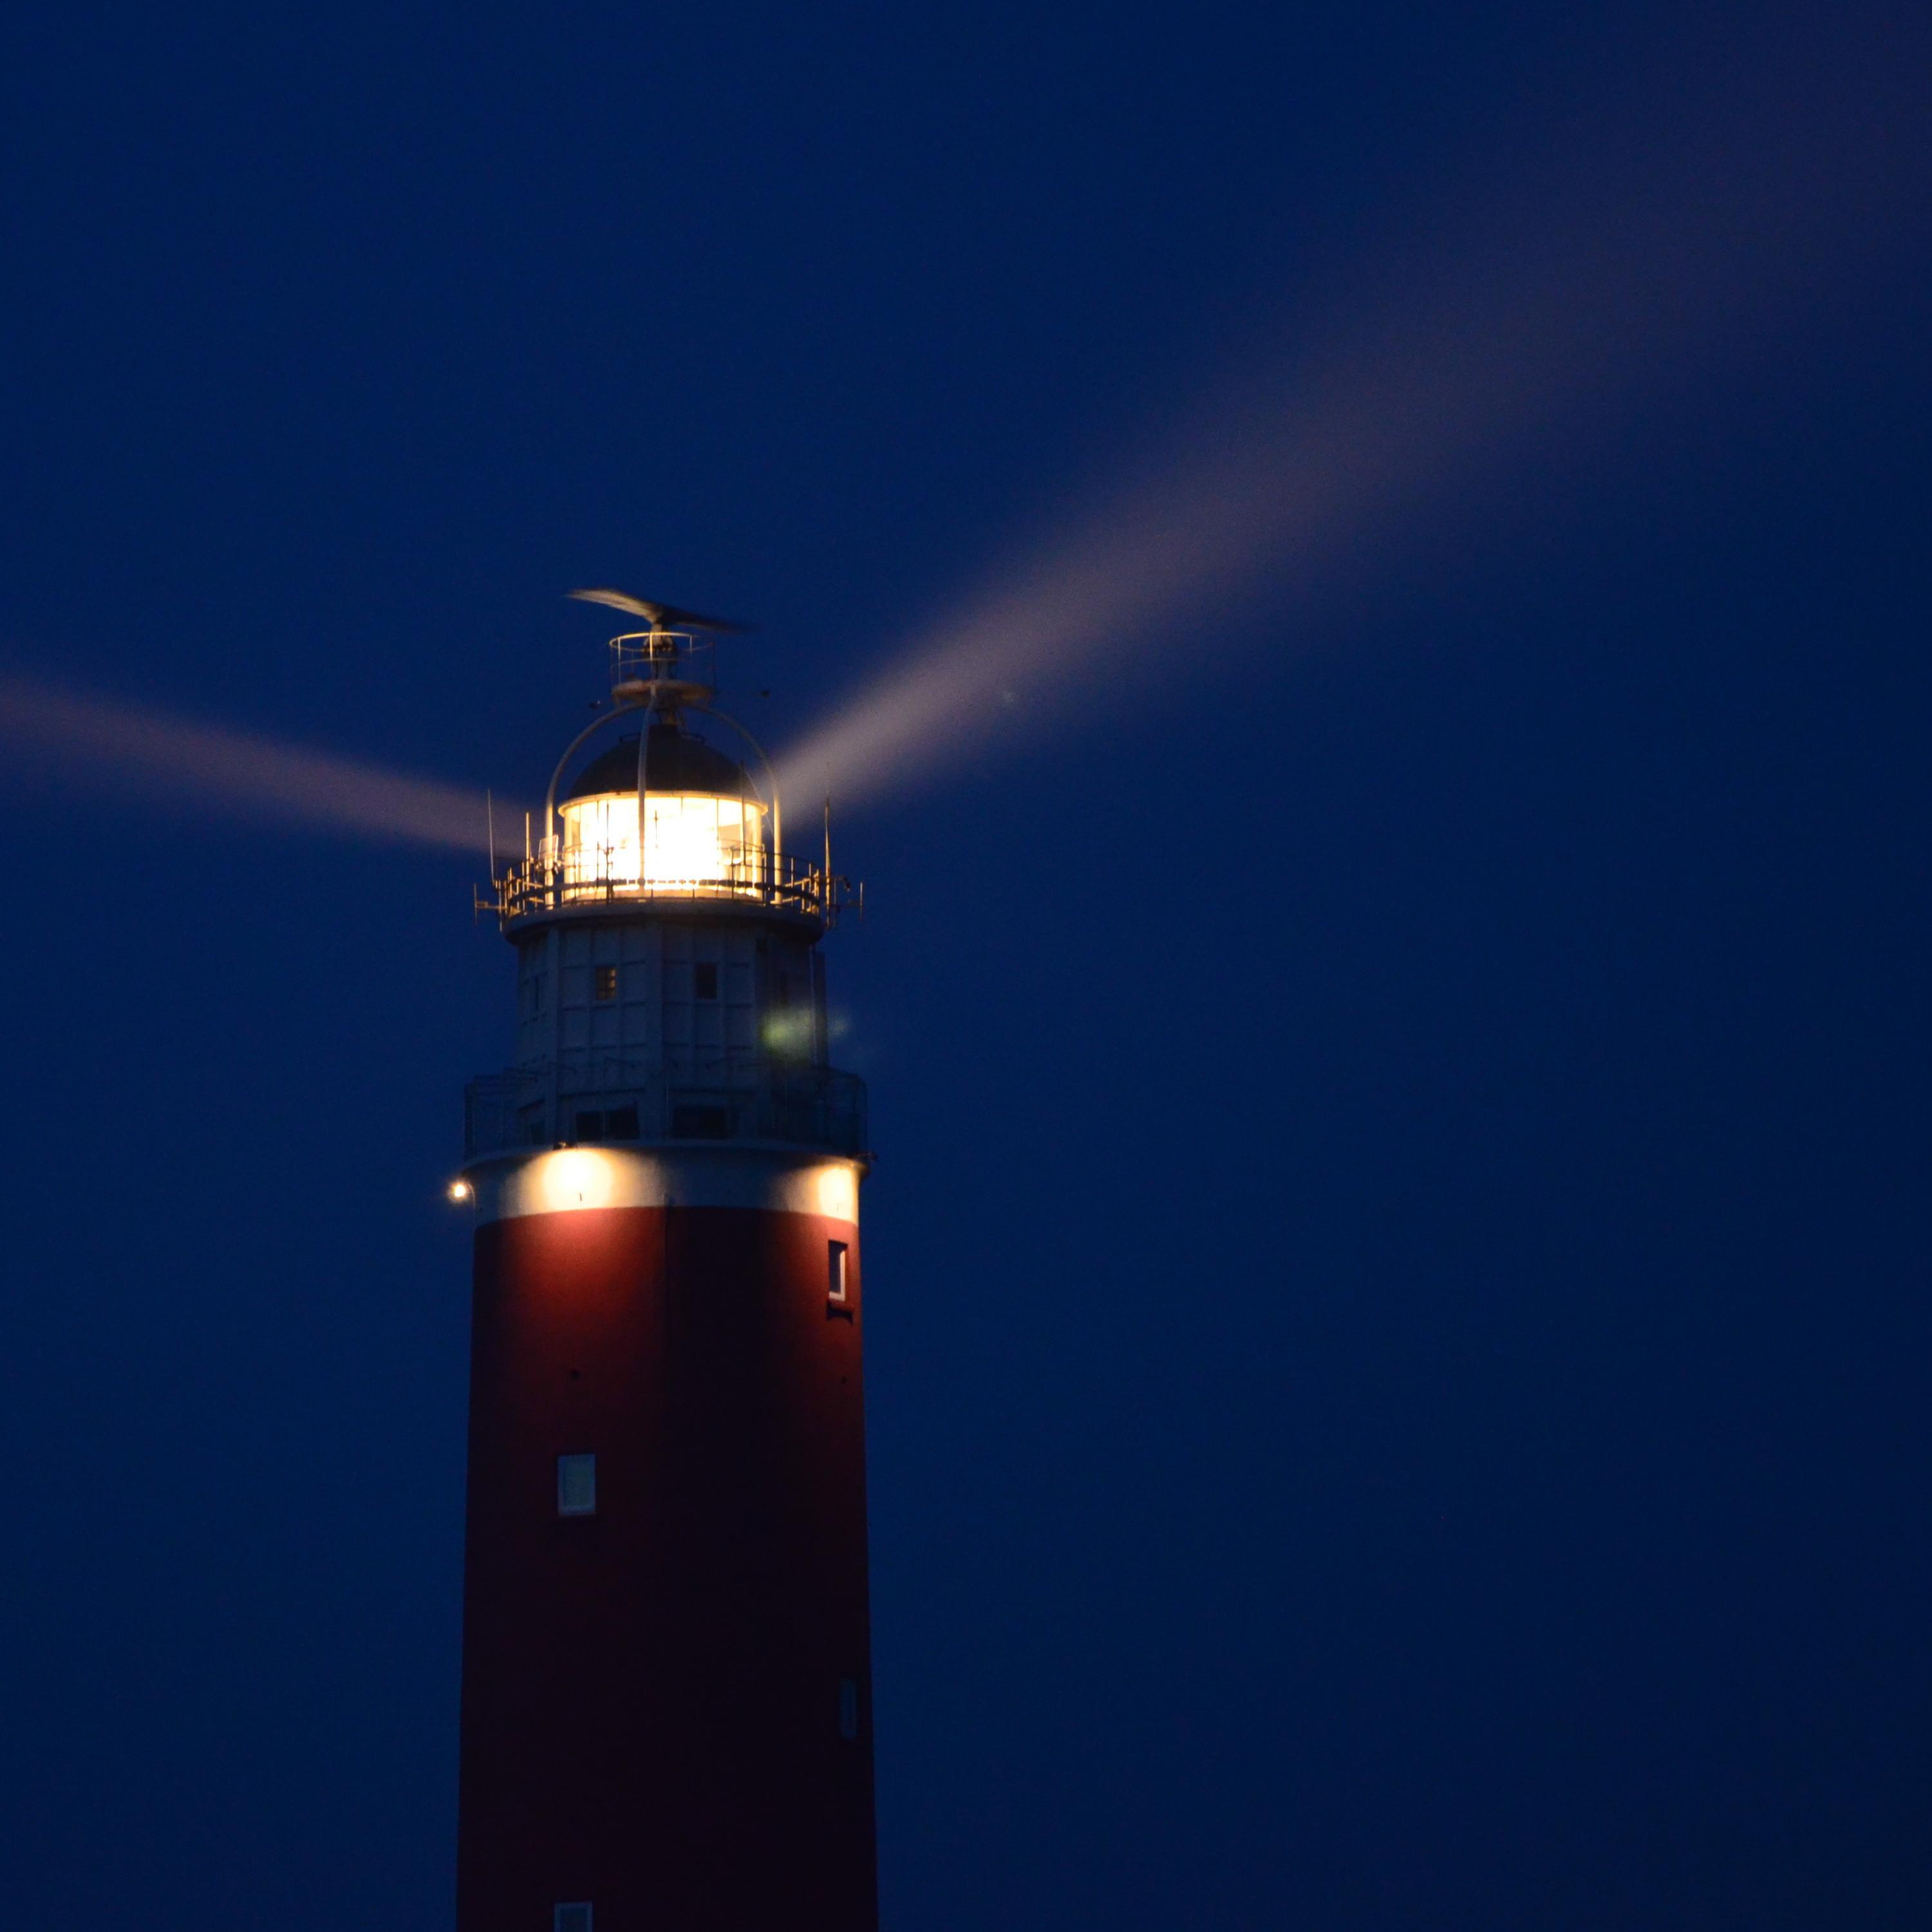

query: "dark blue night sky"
(3, 4), (1929, 1926)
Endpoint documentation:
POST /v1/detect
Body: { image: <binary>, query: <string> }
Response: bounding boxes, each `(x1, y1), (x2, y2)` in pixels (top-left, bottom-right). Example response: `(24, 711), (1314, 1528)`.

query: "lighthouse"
(453, 606), (876, 1932)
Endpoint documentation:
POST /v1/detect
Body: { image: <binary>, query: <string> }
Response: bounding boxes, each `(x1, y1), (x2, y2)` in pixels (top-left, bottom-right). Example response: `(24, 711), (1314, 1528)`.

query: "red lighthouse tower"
(454, 604), (875, 1932)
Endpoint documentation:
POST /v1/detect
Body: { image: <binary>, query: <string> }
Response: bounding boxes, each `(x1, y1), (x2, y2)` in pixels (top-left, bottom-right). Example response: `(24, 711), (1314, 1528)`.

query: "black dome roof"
(561, 722), (757, 802)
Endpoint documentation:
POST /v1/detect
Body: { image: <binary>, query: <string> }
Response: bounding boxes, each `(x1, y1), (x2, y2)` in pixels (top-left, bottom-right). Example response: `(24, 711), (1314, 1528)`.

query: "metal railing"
(489, 846), (836, 926)
(609, 629), (713, 693)
(464, 1061), (868, 1159)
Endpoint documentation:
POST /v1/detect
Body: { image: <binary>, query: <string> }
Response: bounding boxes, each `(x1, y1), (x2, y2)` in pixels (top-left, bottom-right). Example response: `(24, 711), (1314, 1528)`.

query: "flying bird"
(568, 588), (754, 633)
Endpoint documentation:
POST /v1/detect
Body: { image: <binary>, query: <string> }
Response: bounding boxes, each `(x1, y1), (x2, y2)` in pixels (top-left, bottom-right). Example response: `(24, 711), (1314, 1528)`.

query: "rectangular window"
(693, 961), (719, 1000)
(593, 964), (618, 1001)
(554, 1907), (593, 1932)
(572, 1109), (604, 1141)
(557, 1454), (597, 1517)
(603, 1103), (639, 1140)
(828, 1240), (849, 1302)
(838, 1676), (859, 1742)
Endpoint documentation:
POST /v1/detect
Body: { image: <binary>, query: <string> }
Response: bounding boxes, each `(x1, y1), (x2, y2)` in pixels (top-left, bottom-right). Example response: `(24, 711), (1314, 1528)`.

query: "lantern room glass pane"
(558, 791), (767, 897)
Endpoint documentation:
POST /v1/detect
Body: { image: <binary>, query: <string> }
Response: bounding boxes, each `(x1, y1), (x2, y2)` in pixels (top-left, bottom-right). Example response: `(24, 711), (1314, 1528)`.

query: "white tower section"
(465, 625), (861, 1161)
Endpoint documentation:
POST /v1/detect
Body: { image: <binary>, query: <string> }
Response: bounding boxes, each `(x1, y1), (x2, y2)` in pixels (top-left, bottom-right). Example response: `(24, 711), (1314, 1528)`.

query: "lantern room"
(555, 721), (769, 896)
(485, 613), (845, 931)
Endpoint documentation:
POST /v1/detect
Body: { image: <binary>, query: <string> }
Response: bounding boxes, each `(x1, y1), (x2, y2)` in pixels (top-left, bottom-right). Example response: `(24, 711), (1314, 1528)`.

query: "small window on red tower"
(592, 964), (618, 1001)
(828, 1240), (848, 1302)
(838, 1676), (860, 1741)
(557, 1454), (596, 1517)
(693, 961), (719, 1000)
(554, 1906), (592, 1932)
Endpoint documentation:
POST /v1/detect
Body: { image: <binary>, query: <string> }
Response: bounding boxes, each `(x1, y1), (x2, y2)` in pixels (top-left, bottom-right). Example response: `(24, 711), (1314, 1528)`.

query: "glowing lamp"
(447, 1178), (474, 1203)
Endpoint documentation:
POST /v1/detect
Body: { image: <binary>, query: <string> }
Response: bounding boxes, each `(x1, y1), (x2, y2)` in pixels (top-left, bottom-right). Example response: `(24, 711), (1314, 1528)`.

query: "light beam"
(776, 15), (1932, 807)
(0, 672), (519, 857)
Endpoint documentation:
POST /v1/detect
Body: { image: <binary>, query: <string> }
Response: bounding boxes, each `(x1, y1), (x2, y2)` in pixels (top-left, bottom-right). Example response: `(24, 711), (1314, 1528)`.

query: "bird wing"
(568, 588), (754, 634)
(569, 588), (665, 623)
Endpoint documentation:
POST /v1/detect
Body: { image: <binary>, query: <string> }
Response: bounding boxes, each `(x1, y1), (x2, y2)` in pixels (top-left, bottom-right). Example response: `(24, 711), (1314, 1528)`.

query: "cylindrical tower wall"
(455, 1147), (875, 1932)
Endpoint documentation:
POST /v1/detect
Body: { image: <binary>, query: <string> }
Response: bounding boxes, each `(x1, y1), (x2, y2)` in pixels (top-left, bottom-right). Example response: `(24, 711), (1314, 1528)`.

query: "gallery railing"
(464, 1060), (868, 1159)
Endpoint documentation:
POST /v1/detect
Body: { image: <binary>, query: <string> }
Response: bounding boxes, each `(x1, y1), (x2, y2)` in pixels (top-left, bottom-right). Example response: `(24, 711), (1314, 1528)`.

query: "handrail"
(464, 1061), (868, 1159)
(609, 629), (713, 691)
(492, 843), (838, 927)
